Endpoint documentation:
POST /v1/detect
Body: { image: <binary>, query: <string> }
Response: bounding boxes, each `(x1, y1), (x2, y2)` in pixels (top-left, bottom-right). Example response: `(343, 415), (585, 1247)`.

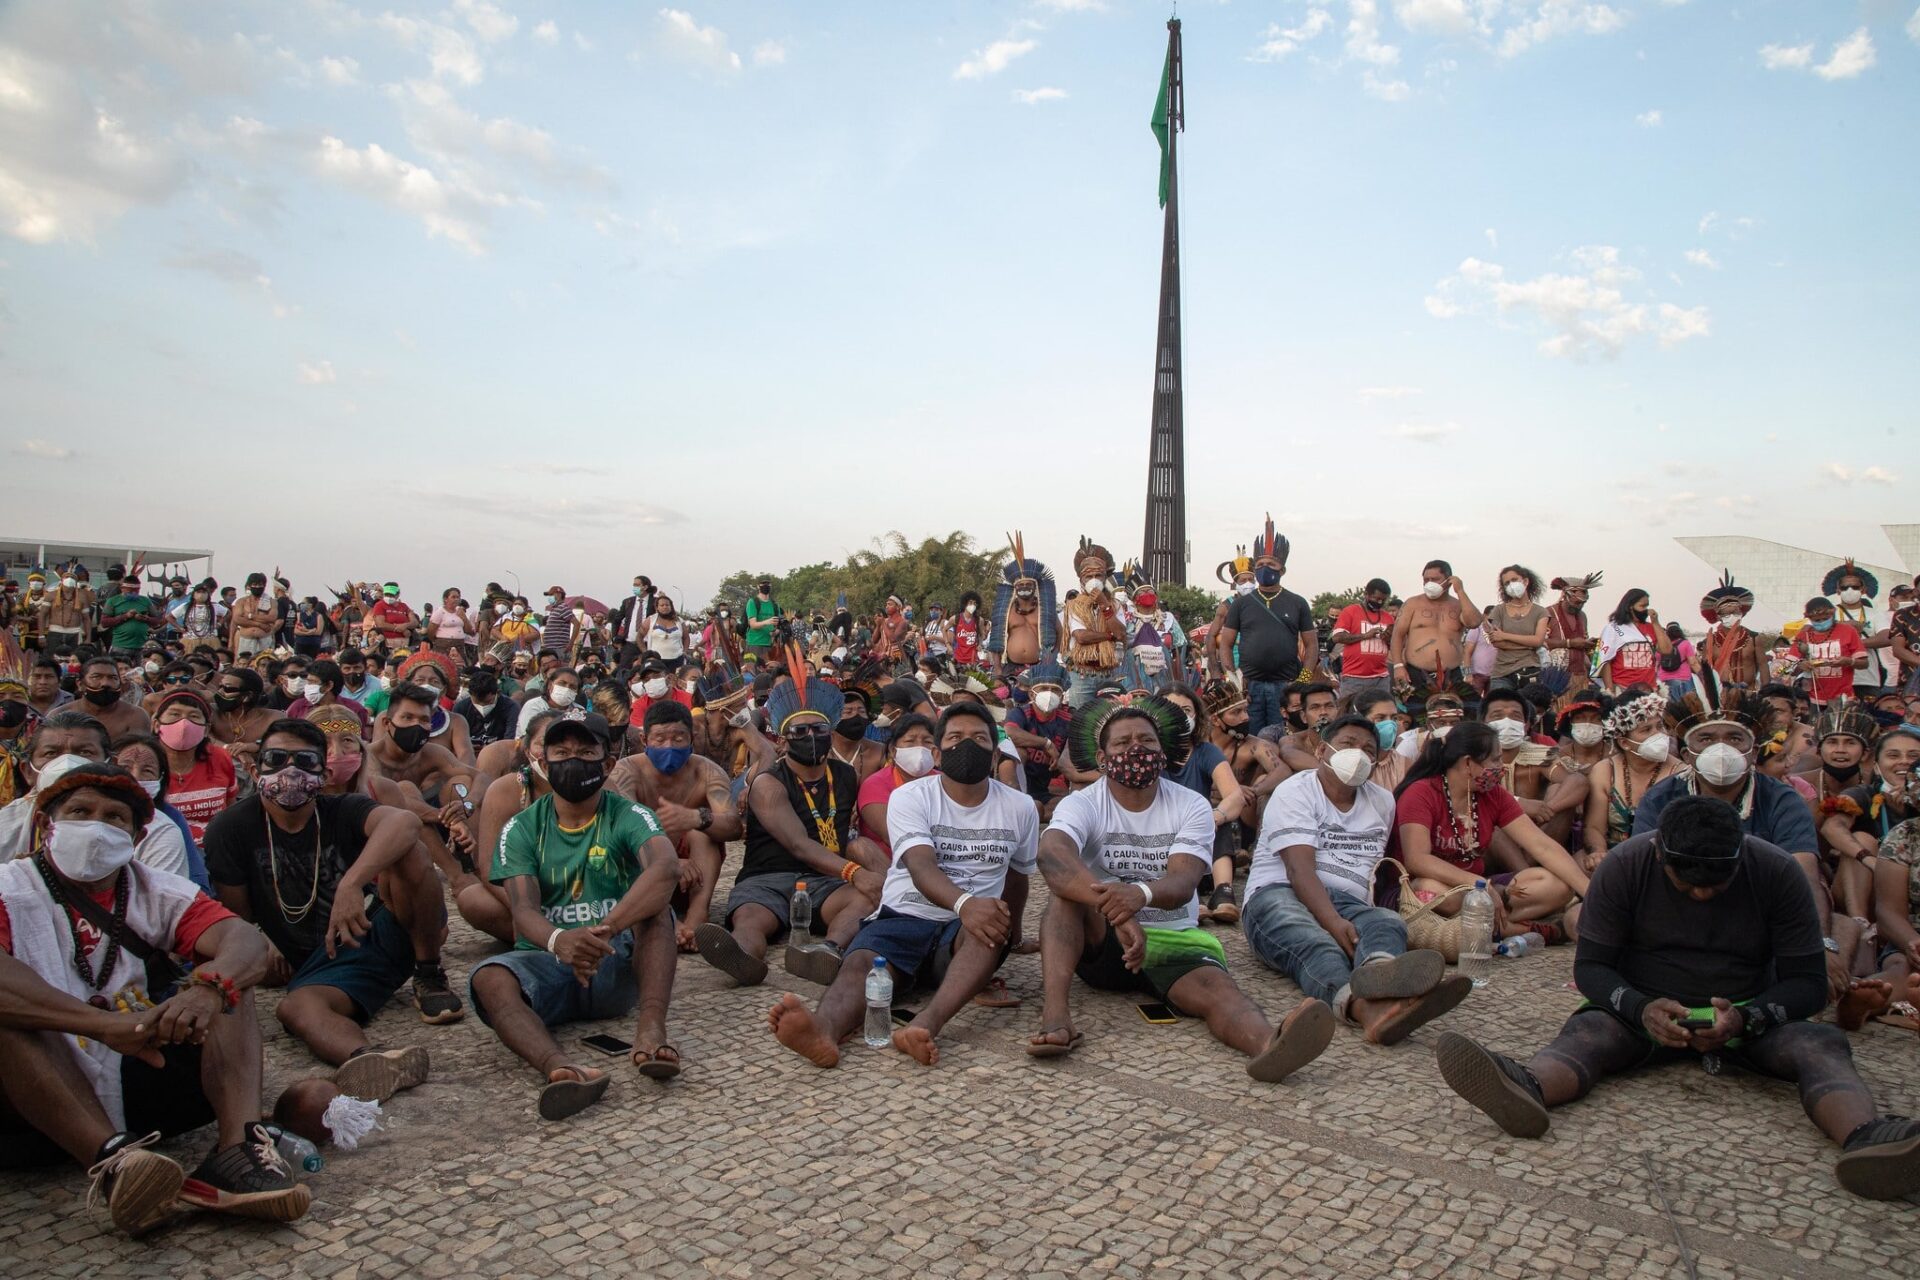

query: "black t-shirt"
(1223, 589), (1313, 683)
(457, 695), (516, 749)
(1577, 832), (1822, 1006)
(741, 760), (858, 880)
(203, 793), (379, 968)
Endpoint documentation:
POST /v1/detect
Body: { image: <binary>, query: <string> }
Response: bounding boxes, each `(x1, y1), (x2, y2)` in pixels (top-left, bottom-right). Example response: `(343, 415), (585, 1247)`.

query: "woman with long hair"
(1580, 692), (1685, 868)
(152, 688), (237, 845)
(1596, 588), (1673, 693)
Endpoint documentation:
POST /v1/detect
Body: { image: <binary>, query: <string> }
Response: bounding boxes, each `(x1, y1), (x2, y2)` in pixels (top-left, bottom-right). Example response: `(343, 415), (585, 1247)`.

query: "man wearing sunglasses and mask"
(1436, 795), (1920, 1199)
(202, 719), (461, 1104)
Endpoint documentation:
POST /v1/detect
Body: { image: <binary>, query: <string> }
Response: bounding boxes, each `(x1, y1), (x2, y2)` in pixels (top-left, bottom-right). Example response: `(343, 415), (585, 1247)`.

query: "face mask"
(872, 712), (895, 730)
(1374, 720), (1399, 750)
(492, 603), (508, 617)
(893, 745), (935, 777)
(157, 719), (207, 752)
(915, 671), (931, 687)
(1807, 618), (1834, 633)
(1631, 732), (1672, 763)
(834, 714), (870, 739)
(302, 681), (325, 704)
(1632, 606), (1650, 621)
(1470, 764), (1502, 794)
(83, 687), (121, 707)
(139, 779), (162, 799)
(143, 661), (161, 675)
(1102, 743), (1165, 790)
(1285, 710), (1307, 732)
(1839, 589), (1863, 606)
(1254, 566), (1282, 589)
(965, 603), (977, 615)
(1422, 581), (1445, 600)
(548, 685), (577, 708)
(546, 757), (605, 803)
(0, 700), (27, 729)
(1571, 723), (1605, 747)
(258, 764), (322, 809)
(325, 753), (361, 785)
(1489, 718), (1527, 749)
(1234, 581), (1255, 597)
(61, 577), (77, 589)
(1822, 759), (1860, 781)
(391, 724), (430, 754)
(645, 745), (692, 774)
(785, 730), (830, 766)
(282, 676), (304, 696)
(633, 586), (646, 597)
(1503, 580), (1526, 599)
(44, 820), (140, 882)
(250, 585), (265, 597)
(1694, 742), (1750, 786)
(1718, 612), (1741, 628)
(213, 692), (244, 712)
(938, 739), (995, 786)
(1327, 748), (1374, 787)
(1081, 577), (1105, 595)
(1033, 691), (1063, 715)
(511, 605), (527, 617)
(643, 678), (669, 699)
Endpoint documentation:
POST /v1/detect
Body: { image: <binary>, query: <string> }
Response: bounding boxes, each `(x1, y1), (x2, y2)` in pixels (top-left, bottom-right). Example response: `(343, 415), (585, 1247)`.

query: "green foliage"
(708, 532), (1000, 619)
(1152, 582), (1222, 627)
(1309, 585), (1368, 618)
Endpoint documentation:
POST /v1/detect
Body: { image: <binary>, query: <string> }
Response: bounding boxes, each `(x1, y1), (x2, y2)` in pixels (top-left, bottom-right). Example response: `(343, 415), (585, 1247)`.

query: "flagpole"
(1141, 17), (1187, 586)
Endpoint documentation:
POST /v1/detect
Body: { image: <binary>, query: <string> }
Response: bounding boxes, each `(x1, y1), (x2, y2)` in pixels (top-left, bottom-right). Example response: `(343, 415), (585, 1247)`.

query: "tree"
(1153, 582), (1221, 630)
(1311, 585), (1368, 621)
(707, 532), (999, 622)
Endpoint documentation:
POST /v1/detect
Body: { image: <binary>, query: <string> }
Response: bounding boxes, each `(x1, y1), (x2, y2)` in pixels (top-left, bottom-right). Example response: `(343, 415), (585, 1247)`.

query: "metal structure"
(1140, 17), (1187, 586)
(0, 537), (214, 585)
(1675, 527), (1911, 630)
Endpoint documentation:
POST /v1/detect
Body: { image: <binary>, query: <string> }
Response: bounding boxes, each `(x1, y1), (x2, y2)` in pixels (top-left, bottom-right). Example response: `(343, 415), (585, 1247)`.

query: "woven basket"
(1382, 857), (1471, 963)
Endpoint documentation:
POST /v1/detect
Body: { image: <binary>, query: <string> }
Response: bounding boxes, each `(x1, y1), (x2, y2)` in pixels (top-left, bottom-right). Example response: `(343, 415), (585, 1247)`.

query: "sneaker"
(86, 1132), (184, 1237)
(413, 965), (466, 1024)
(178, 1123), (312, 1222)
(1206, 884), (1240, 926)
(1836, 1115), (1920, 1200)
(333, 1045), (431, 1102)
(1435, 1031), (1550, 1138)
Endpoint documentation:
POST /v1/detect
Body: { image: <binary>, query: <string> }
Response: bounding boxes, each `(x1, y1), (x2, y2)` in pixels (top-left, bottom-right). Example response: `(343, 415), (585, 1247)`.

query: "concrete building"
(1676, 524), (1914, 631)
(0, 537), (215, 586)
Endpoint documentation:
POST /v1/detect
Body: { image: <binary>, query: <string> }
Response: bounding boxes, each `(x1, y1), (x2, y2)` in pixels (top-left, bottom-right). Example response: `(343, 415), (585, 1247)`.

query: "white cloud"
(1250, 10), (1333, 61)
(955, 38), (1037, 80)
(297, 359), (337, 385)
(391, 78), (613, 195)
(1683, 247), (1719, 269)
(453, 0), (519, 45)
(14, 438), (72, 459)
(751, 40), (787, 67)
(1485, 227), (1498, 249)
(312, 135), (493, 254)
(1393, 0), (1473, 35)
(1425, 244), (1712, 359)
(1358, 385), (1422, 400)
(1635, 108), (1661, 127)
(1012, 87), (1068, 105)
(1346, 0), (1401, 67)
(657, 9), (741, 75)
(317, 55), (359, 86)
(1814, 28), (1875, 80)
(167, 247), (292, 316)
(573, 31), (595, 53)
(533, 21), (559, 45)
(1363, 70), (1412, 101)
(377, 13), (486, 85)
(1393, 421), (1461, 442)
(1862, 466), (1900, 485)
(1758, 42), (1814, 71)
(1497, 1), (1628, 59)
(1910, 7), (1920, 45)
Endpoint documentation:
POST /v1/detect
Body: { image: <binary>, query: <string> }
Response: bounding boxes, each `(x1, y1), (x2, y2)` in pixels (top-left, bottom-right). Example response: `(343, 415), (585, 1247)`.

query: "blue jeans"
(1245, 679), (1289, 738)
(1243, 883), (1407, 1008)
(1066, 669), (1111, 709)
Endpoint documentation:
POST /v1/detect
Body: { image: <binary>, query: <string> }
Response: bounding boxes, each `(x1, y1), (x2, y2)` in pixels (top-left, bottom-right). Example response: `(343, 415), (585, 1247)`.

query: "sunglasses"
(259, 748), (324, 773)
(165, 674), (192, 686)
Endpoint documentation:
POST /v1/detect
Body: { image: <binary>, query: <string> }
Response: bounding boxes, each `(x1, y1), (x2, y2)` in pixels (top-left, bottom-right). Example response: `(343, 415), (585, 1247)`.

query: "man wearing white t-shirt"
(1027, 701), (1334, 1082)
(1244, 716), (1470, 1044)
(769, 704), (1037, 1069)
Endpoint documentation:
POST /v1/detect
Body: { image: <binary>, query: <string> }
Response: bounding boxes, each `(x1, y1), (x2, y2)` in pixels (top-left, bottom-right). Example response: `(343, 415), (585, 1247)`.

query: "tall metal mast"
(1141, 18), (1186, 586)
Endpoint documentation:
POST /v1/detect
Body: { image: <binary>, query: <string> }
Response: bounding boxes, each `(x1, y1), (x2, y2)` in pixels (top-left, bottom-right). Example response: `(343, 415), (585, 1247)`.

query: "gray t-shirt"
(1482, 603), (1547, 677)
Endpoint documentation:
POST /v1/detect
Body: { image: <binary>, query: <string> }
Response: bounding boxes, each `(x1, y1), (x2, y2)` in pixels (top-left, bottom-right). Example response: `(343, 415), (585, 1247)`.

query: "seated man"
(1243, 716), (1467, 1044)
(606, 701), (744, 951)
(1436, 796), (1920, 1200)
(0, 762), (309, 1233)
(202, 719), (460, 1102)
(360, 682), (480, 884)
(769, 703), (1037, 1068)
(0, 712), (191, 878)
(694, 665), (885, 987)
(470, 713), (682, 1120)
(1028, 697), (1335, 1081)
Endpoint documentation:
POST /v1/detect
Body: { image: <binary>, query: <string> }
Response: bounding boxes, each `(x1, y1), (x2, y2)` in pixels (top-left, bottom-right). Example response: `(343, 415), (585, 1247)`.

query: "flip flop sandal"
(782, 942), (844, 987)
(970, 976), (1021, 1008)
(694, 923), (769, 986)
(1349, 950), (1444, 1001)
(538, 1071), (610, 1121)
(1246, 999), (1335, 1083)
(631, 1045), (682, 1081)
(1025, 1029), (1084, 1058)
(1011, 939), (1042, 955)
(1367, 974), (1473, 1046)
(1871, 1001), (1920, 1032)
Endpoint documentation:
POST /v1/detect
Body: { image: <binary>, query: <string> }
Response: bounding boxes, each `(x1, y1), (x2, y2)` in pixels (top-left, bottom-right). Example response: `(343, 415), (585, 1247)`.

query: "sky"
(2, 0), (1915, 616)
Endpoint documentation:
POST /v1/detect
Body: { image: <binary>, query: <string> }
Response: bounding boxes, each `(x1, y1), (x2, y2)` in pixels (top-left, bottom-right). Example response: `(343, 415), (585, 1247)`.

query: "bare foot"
(767, 993), (840, 1067)
(892, 1025), (938, 1066)
(1024, 1025), (1082, 1058)
(1840, 978), (1896, 1031)
(675, 920), (699, 953)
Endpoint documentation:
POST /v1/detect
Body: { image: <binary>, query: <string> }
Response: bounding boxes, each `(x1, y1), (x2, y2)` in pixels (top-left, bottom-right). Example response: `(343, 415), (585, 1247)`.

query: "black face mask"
(786, 730), (830, 766)
(250, 586), (265, 597)
(1284, 709), (1307, 732)
(1821, 760), (1860, 781)
(83, 687), (121, 708)
(391, 724), (431, 754)
(213, 692), (244, 712)
(939, 739), (995, 786)
(546, 757), (605, 803)
(834, 715), (870, 740)
(0, 700), (27, 729)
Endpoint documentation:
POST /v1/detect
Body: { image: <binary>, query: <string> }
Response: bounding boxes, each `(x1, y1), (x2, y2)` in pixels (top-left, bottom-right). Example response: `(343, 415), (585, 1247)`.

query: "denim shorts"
(469, 929), (638, 1029)
(287, 902), (416, 1022)
(848, 906), (965, 985)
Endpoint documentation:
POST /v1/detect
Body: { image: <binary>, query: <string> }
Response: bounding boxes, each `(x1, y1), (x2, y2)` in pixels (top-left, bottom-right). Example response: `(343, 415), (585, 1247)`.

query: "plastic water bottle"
(1459, 880), (1495, 988)
(863, 957), (893, 1047)
(265, 1125), (324, 1174)
(790, 880), (812, 937)
(1495, 931), (1543, 959)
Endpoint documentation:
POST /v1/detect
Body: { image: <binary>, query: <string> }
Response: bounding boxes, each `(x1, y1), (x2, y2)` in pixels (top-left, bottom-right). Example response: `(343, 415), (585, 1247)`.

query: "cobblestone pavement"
(4, 860), (1918, 1279)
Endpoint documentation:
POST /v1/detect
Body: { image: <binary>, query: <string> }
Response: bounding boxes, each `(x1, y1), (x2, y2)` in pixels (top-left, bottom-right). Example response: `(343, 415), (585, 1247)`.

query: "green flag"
(1151, 47), (1171, 207)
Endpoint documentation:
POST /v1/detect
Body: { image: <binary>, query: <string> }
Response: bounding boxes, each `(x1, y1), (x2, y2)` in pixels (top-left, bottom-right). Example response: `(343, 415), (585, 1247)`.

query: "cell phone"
(889, 1007), (916, 1025)
(1677, 1007), (1717, 1030)
(1136, 1001), (1179, 1025)
(581, 1033), (633, 1056)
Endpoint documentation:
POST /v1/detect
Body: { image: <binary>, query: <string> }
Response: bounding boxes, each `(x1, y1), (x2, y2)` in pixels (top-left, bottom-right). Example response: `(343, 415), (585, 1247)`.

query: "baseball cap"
(543, 713), (611, 750)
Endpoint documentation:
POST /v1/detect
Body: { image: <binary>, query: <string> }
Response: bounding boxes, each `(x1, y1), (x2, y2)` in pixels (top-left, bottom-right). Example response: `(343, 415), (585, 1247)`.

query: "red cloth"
(1333, 603), (1395, 679)
(0, 885), (235, 958)
(1608, 621), (1661, 689)
(1389, 775), (1524, 876)
(629, 689), (695, 724)
(369, 600), (413, 638)
(1800, 623), (1865, 704)
(165, 744), (239, 844)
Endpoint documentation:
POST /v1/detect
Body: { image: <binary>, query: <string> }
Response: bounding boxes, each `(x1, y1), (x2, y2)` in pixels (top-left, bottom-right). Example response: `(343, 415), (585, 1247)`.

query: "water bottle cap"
(1474, 879), (1487, 888)
(872, 956), (887, 969)
(796, 880), (807, 890)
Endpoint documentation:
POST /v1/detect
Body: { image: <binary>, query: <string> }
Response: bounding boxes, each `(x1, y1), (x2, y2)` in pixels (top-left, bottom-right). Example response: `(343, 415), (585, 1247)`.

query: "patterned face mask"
(1102, 743), (1165, 790)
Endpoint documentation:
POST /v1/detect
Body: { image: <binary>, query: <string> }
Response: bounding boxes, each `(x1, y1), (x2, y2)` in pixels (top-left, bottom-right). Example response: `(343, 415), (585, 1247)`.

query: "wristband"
(1136, 882), (1154, 909)
(954, 892), (974, 914)
(842, 860), (861, 883)
(545, 928), (562, 954)
(187, 970), (241, 1014)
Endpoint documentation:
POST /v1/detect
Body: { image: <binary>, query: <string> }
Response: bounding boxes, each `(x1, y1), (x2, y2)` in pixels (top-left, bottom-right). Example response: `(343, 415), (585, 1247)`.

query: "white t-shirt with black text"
(1247, 769), (1395, 903)
(882, 775), (1039, 922)
(1046, 779), (1213, 930)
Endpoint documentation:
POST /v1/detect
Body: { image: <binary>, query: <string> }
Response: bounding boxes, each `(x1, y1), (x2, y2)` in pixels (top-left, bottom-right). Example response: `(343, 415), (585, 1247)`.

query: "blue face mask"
(1254, 565), (1282, 588)
(1375, 719), (1399, 751)
(645, 745), (691, 774)
(1808, 617), (1835, 633)
(632, 586), (645, 597)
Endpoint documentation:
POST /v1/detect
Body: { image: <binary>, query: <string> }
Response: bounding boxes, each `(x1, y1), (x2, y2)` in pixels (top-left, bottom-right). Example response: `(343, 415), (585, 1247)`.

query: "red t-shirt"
(1390, 775), (1524, 876)
(856, 767), (906, 856)
(369, 600), (413, 638)
(0, 884), (235, 958)
(953, 615), (981, 666)
(629, 689), (695, 724)
(166, 744), (239, 844)
(1607, 621), (1661, 689)
(1334, 603), (1396, 679)
(1799, 623), (1864, 705)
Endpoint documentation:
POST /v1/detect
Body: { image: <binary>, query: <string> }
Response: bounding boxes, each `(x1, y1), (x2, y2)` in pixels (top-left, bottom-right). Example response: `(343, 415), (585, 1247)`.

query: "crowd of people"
(3, 528), (1920, 1237)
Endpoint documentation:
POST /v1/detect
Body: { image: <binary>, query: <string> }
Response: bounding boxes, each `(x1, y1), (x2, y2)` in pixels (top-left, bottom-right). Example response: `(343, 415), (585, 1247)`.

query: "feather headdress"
(1216, 545), (1254, 586)
(1815, 697), (1879, 747)
(1699, 571), (1754, 623)
(1073, 536), (1113, 578)
(1822, 559), (1879, 600)
(1067, 694), (1194, 773)
(763, 642), (843, 732)
(1549, 572), (1604, 594)
(1670, 668), (1760, 743)
(987, 531), (1057, 656)
(1251, 514), (1288, 566)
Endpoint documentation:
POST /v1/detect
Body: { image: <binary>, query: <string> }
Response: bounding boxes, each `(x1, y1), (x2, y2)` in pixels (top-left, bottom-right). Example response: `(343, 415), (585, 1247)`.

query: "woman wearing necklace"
(1537, 692), (1611, 853)
(1581, 692), (1685, 869)
(1390, 721), (1592, 941)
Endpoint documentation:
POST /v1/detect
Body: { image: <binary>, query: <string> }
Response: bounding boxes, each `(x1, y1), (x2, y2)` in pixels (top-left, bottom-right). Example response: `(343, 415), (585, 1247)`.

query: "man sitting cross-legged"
(1243, 715), (1470, 1044)
(469, 713), (683, 1121)
(770, 702), (1037, 1068)
(1027, 696), (1335, 1082)
(1436, 795), (1920, 1200)
(0, 762), (309, 1235)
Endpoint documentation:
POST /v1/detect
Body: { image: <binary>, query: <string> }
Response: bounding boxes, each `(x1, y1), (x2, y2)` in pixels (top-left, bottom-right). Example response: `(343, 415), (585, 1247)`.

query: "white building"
(1676, 524), (1915, 631)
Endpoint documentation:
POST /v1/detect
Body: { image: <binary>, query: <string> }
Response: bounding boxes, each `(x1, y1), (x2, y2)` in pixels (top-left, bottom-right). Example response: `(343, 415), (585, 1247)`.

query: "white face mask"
(1838, 589), (1863, 606)
(1327, 748), (1374, 787)
(1081, 577), (1105, 595)
(1632, 732), (1672, 763)
(965, 603), (977, 615)
(1431, 725), (1453, 741)
(893, 745), (935, 777)
(643, 678), (669, 698)
(549, 685), (577, 708)
(1422, 581), (1446, 600)
(511, 605), (527, 616)
(45, 819), (140, 882)
(1234, 581), (1256, 597)
(303, 681), (324, 703)
(1503, 580), (1525, 599)
(144, 661), (161, 674)
(1718, 612), (1741, 628)
(629, 681), (648, 700)
(283, 676), (305, 695)
(915, 671), (931, 687)
(1489, 718), (1527, 749)
(1033, 690), (1063, 715)
(1694, 741), (1750, 786)
(62, 576), (77, 589)
(1570, 723), (1605, 747)
(139, 779), (162, 798)
(494, 603), (509, 616)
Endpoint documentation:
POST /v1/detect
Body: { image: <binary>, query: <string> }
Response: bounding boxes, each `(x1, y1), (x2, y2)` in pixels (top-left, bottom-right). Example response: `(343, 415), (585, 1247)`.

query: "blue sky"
(2, 0), (1914, 617)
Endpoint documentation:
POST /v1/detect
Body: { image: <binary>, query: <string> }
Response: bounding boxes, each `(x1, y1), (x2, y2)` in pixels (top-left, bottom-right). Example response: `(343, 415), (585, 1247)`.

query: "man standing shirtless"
(1390, 560), (1484, 699)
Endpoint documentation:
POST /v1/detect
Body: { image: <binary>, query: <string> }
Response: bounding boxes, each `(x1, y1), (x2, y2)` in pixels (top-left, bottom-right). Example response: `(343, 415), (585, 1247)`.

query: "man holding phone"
(1434, 795), (1920, 1199)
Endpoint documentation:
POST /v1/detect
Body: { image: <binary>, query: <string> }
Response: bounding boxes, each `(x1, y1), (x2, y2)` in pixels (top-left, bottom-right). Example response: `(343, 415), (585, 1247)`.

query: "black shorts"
(1075, 927), (1224, 1015)
(0, 1044), (213, 1170)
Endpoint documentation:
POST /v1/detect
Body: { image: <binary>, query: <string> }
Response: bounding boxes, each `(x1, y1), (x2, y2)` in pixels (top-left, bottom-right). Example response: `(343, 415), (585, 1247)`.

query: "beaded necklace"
(797, 770), (841, 854)
(1442, 781), (1480, 859)
(33, 851), (128, 1004)
(265, 807), (324, 924)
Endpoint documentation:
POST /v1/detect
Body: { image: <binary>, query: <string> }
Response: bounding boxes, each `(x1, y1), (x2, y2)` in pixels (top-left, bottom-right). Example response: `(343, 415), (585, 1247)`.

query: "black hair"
(1396, 721), (1499, 798)
(388, 682), (440, 714)
(1481, 688), (1529, 722)
(1322, 715), (1379, 750)
(1097, 705), (1160, 752)
(31, 656), (60, 676)
(1423, 560), (1452, 578)
(1609, 589), (1650, 627)
(1803, 596), (1832, 614)
(643, 700), (695, 735)
(467, 669), (499, 699)
(1161, 680), (1207, 738)
(220, 667), (264, 702)
(1657, 794), (1744, 860)
(32, 709), (112, 759)
(259, 717), (329, 755)
(82, 655), (117, 676)
(109, 732), (173, 798)
(1365, 578), (1391, 596)
(338, 647), (368, 666)
(307, 659), (343, 696)
(1343, 687), (1396, 718)
(887, 713), (937, 747)
(937, 701), (998, 745)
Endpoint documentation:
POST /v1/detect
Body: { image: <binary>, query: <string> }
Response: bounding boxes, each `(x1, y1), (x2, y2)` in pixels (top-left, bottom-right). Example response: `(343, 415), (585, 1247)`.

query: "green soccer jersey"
(103, 592), (154, 650)
(493, 789), (665, 948)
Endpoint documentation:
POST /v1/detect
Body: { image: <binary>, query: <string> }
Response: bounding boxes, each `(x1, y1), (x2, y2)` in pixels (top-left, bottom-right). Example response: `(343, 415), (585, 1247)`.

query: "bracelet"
(954, 892), (974, 914)
(1136, 882), (1154, 908)
(187, 970), (241, 1014)
(697, 806), (714, 832)
(546, 928), (563, 954)
(842, 860), (861, 883)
